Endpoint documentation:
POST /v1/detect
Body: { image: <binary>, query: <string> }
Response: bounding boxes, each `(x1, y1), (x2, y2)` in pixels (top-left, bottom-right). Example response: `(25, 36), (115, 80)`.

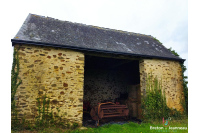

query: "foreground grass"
(12, 119), (188, 133)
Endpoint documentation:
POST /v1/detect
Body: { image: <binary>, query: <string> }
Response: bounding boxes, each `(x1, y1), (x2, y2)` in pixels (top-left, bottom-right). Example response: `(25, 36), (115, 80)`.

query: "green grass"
(72, 120), (188, 133)
(12, 119), (188, 133)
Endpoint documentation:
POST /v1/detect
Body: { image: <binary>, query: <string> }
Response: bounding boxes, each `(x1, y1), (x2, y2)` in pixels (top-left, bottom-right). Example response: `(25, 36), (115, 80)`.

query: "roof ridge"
(28, 13), (154, 39)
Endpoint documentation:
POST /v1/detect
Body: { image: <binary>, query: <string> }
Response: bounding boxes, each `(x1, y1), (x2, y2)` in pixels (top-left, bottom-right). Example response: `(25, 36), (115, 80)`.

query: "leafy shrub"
(142, 75), (170, 120)
(141, 74), (186, 122)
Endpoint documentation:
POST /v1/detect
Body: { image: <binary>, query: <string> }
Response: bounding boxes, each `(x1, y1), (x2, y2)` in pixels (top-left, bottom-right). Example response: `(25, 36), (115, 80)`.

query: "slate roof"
(11, 13), (184, 62)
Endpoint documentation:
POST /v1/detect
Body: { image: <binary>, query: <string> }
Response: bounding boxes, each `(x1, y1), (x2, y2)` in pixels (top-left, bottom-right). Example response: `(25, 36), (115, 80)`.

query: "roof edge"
(11, 39), (185, 63)
(14, 14), (32, 39)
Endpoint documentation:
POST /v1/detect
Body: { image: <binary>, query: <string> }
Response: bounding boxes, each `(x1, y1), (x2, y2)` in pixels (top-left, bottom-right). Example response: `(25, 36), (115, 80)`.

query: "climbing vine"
(142, 74), (183, 121)
(35, 94), (69, 129)
(142, 75), (170, 120)
(11, 47), (79, 131)
(11, 47), (22, 121)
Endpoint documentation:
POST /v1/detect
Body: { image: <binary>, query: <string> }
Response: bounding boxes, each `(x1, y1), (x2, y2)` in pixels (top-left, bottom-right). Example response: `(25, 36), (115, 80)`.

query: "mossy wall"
(14, 44), (84, 125)
(139, 59), (184, 112)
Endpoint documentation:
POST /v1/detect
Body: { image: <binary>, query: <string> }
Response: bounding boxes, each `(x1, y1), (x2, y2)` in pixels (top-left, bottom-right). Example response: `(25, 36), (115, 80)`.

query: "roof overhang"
(11, 39), (185, 63)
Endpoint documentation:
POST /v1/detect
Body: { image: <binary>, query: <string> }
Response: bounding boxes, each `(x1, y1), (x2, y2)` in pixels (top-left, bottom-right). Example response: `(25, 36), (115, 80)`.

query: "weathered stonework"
(13, 43), (184, 124)
(14, 44), (84, 125)
(84, 69), (129, 106)
(139, 59), (184, 111)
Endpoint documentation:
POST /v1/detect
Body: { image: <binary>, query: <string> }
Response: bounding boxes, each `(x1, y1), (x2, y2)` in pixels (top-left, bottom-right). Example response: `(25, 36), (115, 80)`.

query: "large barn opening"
(83, 54), (141, 126)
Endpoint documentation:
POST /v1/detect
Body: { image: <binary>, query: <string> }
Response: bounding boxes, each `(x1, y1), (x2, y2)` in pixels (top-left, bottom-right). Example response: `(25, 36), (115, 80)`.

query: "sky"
(2, 0), (198, 131)
(5, 0), (188, 76)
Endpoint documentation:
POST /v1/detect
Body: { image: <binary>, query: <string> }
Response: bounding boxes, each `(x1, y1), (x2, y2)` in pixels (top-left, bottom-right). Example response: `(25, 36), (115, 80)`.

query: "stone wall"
(14, 44), (84, 125)
(84, 69), (129, 106)
(13, 44), (184, 125)
(139, 59), (184, 111)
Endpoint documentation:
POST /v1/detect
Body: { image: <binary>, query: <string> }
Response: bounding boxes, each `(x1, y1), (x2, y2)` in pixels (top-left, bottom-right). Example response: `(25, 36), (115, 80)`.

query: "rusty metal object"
(90, 102), (129, 126)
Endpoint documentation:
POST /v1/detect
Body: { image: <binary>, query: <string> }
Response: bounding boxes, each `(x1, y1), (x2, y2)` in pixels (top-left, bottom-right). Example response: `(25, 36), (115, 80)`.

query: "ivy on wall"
(141, 75), (170, 120)
(141, 74), (184, 121)
(141, 47), (188, 121)
(11, 48), (22, 130)
(11, 48), (79, 130)
(11, 48), (22, 117)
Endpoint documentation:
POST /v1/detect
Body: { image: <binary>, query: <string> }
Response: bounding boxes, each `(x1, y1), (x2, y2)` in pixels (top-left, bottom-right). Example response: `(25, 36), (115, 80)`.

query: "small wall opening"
(83, 55), (141, 126)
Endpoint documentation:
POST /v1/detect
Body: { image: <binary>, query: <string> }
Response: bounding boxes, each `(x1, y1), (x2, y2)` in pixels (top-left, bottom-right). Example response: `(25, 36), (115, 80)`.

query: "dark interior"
(84, 55), (140, 83)
(83, 55), (140, 126)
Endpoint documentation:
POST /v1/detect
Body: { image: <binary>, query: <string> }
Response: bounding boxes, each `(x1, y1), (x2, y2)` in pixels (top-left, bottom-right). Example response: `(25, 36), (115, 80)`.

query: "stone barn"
(11, 14), (185, 126)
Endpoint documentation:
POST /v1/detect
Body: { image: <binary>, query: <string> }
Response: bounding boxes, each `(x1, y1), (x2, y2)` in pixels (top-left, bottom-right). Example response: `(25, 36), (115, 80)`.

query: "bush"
(142, 75), (170, 120)
(142, 74), (184, 121)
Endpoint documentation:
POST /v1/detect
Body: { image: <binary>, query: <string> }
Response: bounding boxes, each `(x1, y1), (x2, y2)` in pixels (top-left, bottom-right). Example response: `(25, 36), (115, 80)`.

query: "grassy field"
(11, 119), (188, 133)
